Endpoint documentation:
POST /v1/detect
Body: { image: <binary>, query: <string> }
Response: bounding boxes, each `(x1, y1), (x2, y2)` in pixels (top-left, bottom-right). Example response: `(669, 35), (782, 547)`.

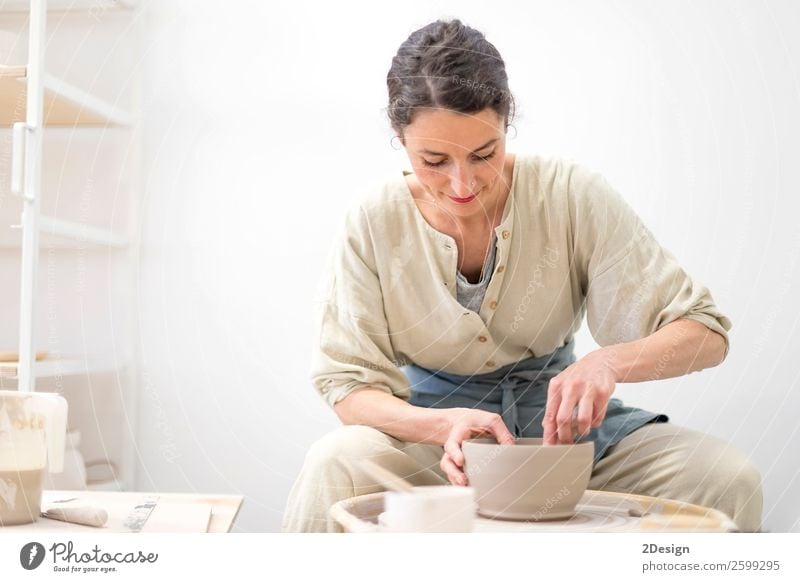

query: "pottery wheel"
(331, 489), (738, 533)
(472, 491), (659, 532)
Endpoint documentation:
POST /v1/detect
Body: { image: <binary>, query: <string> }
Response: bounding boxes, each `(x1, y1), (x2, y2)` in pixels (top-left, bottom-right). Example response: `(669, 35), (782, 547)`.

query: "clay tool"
(41, 506), (108, 528)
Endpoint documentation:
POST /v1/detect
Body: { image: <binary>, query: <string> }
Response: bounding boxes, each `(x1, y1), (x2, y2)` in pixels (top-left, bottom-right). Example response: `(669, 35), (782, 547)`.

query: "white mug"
(381, 486), (476, 533)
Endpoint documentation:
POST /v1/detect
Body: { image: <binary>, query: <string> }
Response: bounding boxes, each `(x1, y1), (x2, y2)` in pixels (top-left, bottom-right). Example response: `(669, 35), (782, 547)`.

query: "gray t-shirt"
(456, 233), (498, 312)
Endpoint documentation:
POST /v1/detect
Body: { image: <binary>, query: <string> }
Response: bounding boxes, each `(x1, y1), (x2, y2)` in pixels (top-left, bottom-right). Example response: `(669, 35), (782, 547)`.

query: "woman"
(282, 18), (762, 533)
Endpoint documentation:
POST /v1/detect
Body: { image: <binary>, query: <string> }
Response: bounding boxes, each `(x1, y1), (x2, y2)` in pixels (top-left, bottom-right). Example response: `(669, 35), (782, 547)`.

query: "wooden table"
(2, 490), (244, 533)
(331, 489), (738, 533)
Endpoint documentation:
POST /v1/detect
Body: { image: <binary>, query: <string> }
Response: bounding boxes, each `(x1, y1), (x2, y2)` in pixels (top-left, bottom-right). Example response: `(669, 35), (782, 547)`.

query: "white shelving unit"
(0, 65), (132, 126)
(0, 0), (136, 12)
(0, 0), (135, 11)
(0, 0), (142, 491)
(0, 357), (117, 379)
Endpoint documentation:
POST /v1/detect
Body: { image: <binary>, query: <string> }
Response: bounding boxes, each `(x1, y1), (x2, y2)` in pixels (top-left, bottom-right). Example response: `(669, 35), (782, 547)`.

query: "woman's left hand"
(542, 348), (618, 445)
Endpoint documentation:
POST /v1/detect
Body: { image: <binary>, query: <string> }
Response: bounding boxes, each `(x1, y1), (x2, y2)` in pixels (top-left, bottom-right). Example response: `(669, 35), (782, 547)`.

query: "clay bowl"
(462, 437), (594, 520)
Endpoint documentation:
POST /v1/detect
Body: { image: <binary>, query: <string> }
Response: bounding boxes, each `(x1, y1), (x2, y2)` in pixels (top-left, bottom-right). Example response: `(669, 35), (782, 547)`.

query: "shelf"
(0, 357), (118, 379)
(0, 216), (128, 248)
(0, 65), (131, 126)
(0, 0), (136, 12)
(38, 215), (127, 247)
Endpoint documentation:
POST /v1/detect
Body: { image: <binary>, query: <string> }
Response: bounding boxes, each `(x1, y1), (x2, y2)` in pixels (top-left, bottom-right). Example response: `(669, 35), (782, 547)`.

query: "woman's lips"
(448, 192), (479, 204)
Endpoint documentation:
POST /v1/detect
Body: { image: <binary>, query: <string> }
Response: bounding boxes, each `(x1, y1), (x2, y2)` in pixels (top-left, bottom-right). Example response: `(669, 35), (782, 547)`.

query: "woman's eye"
(421, 151), (496, 168)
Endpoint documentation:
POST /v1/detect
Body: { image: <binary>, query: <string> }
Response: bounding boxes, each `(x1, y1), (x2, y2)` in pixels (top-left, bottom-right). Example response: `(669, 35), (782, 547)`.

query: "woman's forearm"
(597, 318), (727, 383)
(333, 387), (452, 445)
(332, 320), (724, 446)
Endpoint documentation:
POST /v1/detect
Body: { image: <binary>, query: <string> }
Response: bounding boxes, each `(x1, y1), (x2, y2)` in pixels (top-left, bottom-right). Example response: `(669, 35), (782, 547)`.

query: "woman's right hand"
(439, 408), (515, 486)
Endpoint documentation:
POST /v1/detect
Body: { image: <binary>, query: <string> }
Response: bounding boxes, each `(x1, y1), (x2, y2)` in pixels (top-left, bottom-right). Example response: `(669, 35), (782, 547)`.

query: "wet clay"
(463, 437), (594, 520)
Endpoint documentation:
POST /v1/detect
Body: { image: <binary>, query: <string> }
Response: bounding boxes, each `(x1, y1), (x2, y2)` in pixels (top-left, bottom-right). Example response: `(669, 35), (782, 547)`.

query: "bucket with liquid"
(0, 390), (67, 526)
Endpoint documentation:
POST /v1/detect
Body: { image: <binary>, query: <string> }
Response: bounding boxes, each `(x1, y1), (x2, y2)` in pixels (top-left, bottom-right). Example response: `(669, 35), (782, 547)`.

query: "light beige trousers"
(281, 422), (763, 533)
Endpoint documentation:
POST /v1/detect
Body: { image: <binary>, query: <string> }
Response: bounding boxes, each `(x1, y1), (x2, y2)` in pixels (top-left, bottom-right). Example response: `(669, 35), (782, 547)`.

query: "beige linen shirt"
(311, 154), (731, 408)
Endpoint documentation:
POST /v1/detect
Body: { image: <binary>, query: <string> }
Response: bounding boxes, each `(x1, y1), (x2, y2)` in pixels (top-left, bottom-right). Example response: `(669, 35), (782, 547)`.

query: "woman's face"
(401, 107), (508, 221)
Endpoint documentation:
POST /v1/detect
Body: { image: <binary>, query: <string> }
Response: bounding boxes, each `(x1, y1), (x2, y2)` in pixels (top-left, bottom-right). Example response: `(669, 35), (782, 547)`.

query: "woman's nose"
(448, 166), (477, 197)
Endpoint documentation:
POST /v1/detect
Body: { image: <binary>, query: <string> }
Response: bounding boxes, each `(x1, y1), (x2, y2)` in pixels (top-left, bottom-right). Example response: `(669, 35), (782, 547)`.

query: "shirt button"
(478, 335), (488, 343)
(501, 230), (510, 240)
(496, 265), (505, 273)
(486, 360), (497, 368)
(489, 300), (498, 309)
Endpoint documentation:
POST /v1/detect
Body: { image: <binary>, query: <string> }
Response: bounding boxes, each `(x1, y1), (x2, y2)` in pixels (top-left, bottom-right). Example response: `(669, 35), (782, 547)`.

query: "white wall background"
(134, 0), (800, 532)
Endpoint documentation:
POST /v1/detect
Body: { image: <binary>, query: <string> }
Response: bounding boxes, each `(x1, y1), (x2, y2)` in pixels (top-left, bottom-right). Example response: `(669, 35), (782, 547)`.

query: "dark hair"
(386, 18), (516, 141)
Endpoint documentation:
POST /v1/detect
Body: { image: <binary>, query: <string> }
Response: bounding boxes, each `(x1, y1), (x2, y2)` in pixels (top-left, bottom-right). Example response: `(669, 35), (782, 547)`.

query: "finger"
(440, 453), (466, 485)
(490, 416), (516, 445)
(543, 415), (556, 446)
(576, 393), (594, 437)
(443, 425), (472, 468)
(542, 380), (562, 445)
(592, 399), (609, 428)
(556, 386), (580, 444)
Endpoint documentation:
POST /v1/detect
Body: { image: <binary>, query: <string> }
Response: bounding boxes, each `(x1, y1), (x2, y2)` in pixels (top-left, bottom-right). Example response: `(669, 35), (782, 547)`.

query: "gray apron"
(403, 339), (668, 463)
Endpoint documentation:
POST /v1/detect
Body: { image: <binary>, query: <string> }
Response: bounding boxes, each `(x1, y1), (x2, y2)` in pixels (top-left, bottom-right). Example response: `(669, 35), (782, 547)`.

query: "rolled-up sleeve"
(310, 205), (410, 408)
(569, 164), (732, 357)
